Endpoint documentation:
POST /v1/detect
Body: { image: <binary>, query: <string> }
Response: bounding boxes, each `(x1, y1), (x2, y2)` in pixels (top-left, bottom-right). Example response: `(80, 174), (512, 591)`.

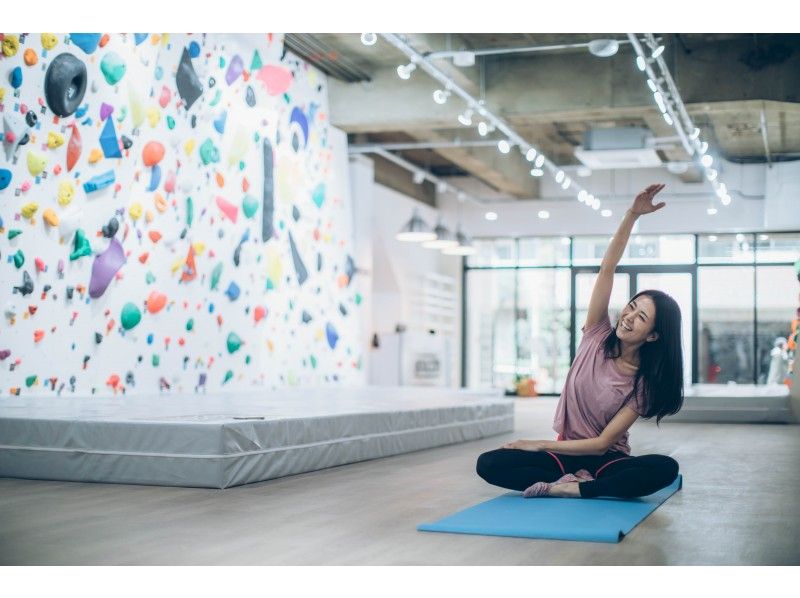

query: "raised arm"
(583, 184), (666, 331)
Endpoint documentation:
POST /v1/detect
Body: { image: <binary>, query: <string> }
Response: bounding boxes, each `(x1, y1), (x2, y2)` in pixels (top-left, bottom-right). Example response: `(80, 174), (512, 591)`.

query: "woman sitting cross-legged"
(476, 184), (682, 499)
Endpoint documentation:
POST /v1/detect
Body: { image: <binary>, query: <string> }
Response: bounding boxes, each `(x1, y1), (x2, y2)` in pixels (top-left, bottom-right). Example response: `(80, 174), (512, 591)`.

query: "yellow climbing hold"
(27, 151), (47, 176)
(88, 148), (103, 164)
(21, 202), (39, 220)
(184, 139), (196, 156)
(129, 202), (143, 220)
(57, 181), (75, 206)
(146, 106), (160, 128)
(160, 34), (170, 47)
(43, 208), (60, 227)
(47, 132), (65, 149)
(41, 33), (58, 50)
(171, 256), (185, 274)
(2, 35), (20, 57)
(0, 87), (5, 103)
(129, 87), (145, 129)
(192, 241), (206, 255)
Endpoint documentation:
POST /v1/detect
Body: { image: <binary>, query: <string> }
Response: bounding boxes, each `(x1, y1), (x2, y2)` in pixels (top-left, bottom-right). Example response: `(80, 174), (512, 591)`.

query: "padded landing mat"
(418, 475), (682, 543)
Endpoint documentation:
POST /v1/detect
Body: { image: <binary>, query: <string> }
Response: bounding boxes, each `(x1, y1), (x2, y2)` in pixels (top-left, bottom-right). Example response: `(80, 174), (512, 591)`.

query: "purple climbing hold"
(100, 103), (114, 121)
(225, 55), (244, 85)
(89, 238), (126, 298)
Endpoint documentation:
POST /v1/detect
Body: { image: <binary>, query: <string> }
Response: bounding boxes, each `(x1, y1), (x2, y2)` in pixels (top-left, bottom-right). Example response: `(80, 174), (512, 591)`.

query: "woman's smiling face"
(616, 294), (658, 344)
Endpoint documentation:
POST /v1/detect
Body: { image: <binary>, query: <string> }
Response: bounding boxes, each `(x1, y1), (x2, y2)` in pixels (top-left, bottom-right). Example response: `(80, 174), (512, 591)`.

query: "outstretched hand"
(630, 184), (666, 215)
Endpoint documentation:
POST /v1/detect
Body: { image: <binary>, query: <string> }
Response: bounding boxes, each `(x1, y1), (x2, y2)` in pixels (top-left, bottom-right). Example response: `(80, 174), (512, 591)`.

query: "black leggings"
(476, 448), (679, 499)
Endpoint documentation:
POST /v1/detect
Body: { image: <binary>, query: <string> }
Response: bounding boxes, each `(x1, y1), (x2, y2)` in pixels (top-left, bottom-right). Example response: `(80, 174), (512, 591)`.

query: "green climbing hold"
(210, 263), (223, 290)
(226, 332), (243, 354)
(354, 293), (362, 305)
(25, 375), (38, 388)
(266, 278), (275, 291)
(152, 354), (160, 367)
(223, 370), (233, 384)
(100, 52), (127, 85)
(167, 116), (175, 130)
(121, 302), (142, 330)
(245, 355), (251, 365)
(242, 194), (258, 219)
(219, 56), (226, 68)
(186, 197), (194, 226)
(282, 93), (290, 104)
(239, 161), (246, 171)
(209, 89), (222, 107)
(70, 229), (92, 261)
(199, 139), (220, 165)
(250, 50), (263, 71)
(186, 318), (194, 331)
(13, 249), (24, 269)
(116, 106), (128, 122)
(310, 355), (317, 369)
(145, 271), (156, 284)
(8, 229), (22, 240)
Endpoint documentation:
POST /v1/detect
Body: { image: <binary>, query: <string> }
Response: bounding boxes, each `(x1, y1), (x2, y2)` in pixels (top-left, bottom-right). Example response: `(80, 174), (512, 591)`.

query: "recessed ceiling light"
(588, 39), (620, 58)
(538, 210), (550, 219)
(601, 209), (612, 217)
(360, 33), (377, 46)
(485, 211), (498, 221)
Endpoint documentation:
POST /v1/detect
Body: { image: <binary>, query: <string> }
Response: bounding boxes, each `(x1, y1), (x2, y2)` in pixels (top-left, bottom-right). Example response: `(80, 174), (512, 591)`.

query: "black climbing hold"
(101, 217), (119, 238)
(44, 53), (88, 117)
(95, 332), (103, 344)
(301, 310), (313, 323)
(288, 231), (308, 285)
(208, 77), (216, 88)
(25, 112), (38, 127)
(233, 243), (242, 267)
(180, 227), (187, 239)
(176, 47), (203, 110)
(18, 133), (30, 146)
(245, 85), (255, 107)
(292, 205), (300, 222)
(66, 286), (75, 299)
(190, 115), (197, 128)
(121, 135), (133, 149)
(13, 271), (34, 296)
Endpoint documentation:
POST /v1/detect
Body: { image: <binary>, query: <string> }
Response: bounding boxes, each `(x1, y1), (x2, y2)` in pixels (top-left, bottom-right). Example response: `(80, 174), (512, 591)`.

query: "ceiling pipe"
(426, 39), (634, 60)
(349, 139), (501, 153)
(380, 33), (604, 213)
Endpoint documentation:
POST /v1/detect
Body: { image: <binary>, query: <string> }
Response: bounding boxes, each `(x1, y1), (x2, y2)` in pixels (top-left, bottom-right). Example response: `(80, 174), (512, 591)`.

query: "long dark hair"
(603, 289), (684, 425)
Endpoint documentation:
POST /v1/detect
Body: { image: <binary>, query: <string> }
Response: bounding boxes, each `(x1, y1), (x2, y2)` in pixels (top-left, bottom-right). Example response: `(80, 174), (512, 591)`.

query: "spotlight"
(457, 109), (473, 126)
(578, 190), (588, 203)
(412, 171), (426, 185)
(555, 170), (565, 184)
(525, 148), (537, 162)
(591, 197), (601, 210)
(360, 33), (377, 46)
(647, 79), (658, 92)
(636, 56), (647, 71)
(706, 169), (718, 181)
(663, 113), (674, 126)
(601, 209), (612, 217)
(699, 141), (709, 154)
(433, 89), (450, 104)
(397, 63), (416, 80)
(485, 211), (498, 221)
(478, 121), (489, 136)
(690, 127), (701, 140)
(701, 154), (713, 168)
(538, 210), (550, 219)
(530, 168), (544, 177)
(561, 177), (571, 190)
(534, 154), (545, 168)
(707, 207), (718, 215)
(652, 45), (665, 59)
(588, 39), (620, 57)
(498, 140), (511, 154)
(721, 194), (731, 206)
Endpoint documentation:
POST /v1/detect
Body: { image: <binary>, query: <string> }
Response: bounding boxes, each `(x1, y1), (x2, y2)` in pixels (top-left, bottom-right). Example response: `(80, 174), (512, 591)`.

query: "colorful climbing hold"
(89, 238), (126, 298)
(21, 202), (39, 220)
(199, 138), (220, 165)
(69, 33), (102, 55)
(146, 291), (167, 314)
(41, 33), (58, 50)
(215, 196), (238, 222)
(42, 208), (59, 227)
(142, 141), (165, 166)
(120, 303), (142, 330)
(2, 35), (20, 58)
(242, 194), (259, 219)
(226, 332), (243, 353)
(100, 52), (126, 85)
(66, 124), (82, 172)
(47, 132), (65, 149)
(26, 151), (47, 177)
(70, 229), (92, 261)
(23, 48), (38, 66)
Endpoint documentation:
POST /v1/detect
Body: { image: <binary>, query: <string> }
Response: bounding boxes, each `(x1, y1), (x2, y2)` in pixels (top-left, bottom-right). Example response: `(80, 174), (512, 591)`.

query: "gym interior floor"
(1, 399), (798, 565)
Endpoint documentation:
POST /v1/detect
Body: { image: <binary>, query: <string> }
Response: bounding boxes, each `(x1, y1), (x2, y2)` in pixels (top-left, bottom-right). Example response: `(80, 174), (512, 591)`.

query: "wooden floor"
(1, 399), (799, 565)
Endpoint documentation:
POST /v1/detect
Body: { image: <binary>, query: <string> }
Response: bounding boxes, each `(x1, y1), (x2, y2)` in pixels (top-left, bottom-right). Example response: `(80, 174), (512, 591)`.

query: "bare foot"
(547, 481), (581, 497)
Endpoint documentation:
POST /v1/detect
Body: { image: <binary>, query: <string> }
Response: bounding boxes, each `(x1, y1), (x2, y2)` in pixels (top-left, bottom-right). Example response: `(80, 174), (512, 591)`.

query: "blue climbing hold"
(0, 168), (11, 191)
(99, 117), (122, 158)
(10, 67), (23, 89)
(154, 65), (163, 81)
(75, 104), (89, 119)
(134, 33), (148, 46)
(147, 333), (154, 345)
(290, 107), (309, 147)
(225, 282), (240, 301)
(83, 170), (116, 193)
(213, 111), (227, 135)
(147, 164), (162, 192)
(326, 322), (339, 350)
(69, 33), (102, 55)
(188, 41), (201, 58)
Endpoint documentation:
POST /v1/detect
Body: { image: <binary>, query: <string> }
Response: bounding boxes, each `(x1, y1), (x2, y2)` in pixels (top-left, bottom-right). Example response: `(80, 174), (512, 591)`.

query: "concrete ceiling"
(288, 33), (800, 202)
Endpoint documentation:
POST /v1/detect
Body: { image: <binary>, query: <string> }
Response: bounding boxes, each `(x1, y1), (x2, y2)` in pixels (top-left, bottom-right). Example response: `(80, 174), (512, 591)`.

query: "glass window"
(756, 266), (798, 385)
(573, 234), (694, 266)
(518, 237), (571, 266)
(755, 233), (800, 263)
(465, 270), (517, 390)
(516, 270), (572, 393)
(698, 266), (754, 384)
(466, 239), (517, 267)
(698, 234), (755, 264)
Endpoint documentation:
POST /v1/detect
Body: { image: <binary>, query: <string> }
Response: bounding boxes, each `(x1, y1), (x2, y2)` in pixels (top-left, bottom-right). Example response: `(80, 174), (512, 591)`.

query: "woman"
(476, 184), (683, 499)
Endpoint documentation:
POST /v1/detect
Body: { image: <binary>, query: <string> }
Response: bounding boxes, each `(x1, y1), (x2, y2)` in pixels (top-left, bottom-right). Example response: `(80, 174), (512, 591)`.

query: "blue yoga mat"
(418, 475), (682, 543)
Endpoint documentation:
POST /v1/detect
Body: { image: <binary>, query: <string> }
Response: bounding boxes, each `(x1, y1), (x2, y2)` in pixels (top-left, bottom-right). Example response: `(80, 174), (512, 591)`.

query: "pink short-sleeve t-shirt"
(552, 313), (648, 455)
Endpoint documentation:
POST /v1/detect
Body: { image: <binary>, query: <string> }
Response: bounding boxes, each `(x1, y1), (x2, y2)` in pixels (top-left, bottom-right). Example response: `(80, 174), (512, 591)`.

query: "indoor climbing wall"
(0, 33), (363, 396)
